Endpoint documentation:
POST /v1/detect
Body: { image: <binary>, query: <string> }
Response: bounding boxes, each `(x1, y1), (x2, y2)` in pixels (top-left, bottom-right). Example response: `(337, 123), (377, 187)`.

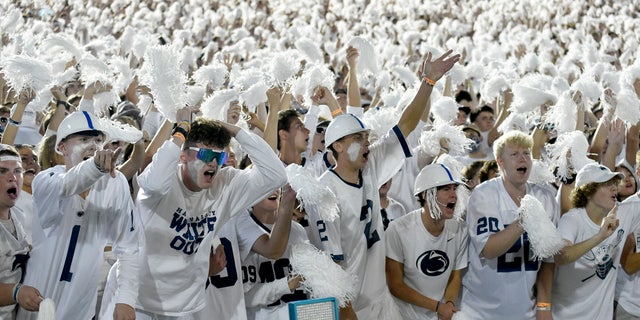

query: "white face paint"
(187, 159), (207, 186)
(69, 140), (102, 166)
(347, 142), (362, 162)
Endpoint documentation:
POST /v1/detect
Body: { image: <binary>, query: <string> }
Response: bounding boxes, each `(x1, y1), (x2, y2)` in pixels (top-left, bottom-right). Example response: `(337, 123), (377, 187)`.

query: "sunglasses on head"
(189, 147), (228, 166)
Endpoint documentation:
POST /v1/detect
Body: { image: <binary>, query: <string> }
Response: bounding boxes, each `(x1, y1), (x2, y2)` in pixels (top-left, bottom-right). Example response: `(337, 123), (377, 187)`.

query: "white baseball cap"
(575, 162), (624, 188)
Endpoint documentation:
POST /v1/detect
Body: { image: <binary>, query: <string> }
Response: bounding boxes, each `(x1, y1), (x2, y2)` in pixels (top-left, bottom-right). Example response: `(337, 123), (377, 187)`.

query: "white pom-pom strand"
(286, 164), (339, 222)
(290, 242), (358, 308)
(517, 195), (565, 260)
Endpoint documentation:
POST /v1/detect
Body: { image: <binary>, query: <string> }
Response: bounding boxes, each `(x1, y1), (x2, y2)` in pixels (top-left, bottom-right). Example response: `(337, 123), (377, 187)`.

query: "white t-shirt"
(552, 202), (640, 319)
(18, 161), (139, 320)
(194, 214), (247, 320)
(615, 194), (640, 316)
(135, 130), (286, 316)
(461, 178), (559, 320)
(386, 210), (468, 320)
(0, 208), (29, 319)
(236, 211), (309, 320)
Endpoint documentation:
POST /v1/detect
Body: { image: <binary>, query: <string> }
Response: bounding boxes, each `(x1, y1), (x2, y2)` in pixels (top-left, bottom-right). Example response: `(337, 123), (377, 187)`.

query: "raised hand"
(94, 147), (122, 178)
(419, 50), (461, 82)
(599, 204), (619, 240)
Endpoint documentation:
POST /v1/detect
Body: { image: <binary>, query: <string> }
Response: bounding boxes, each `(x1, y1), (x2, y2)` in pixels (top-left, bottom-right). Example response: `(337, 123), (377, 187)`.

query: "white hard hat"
(325, 114), (369, 147)
(414, 163), (464, 196)
(55, 111), (105, 155)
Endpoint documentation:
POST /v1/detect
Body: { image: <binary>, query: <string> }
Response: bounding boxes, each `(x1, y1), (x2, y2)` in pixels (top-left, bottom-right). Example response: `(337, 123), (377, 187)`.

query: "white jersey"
(236, 211), (308, 320)
(13, 191), (33, 245)
(194, 214), (247, 320)
(461, 178), (559, 320)
(0, 208), (29, 319)
(18, 160), (139, 320)
(385, 210), (468, 320)
(135, 130), (286, 316)
(387, 148), (421, 213)
(552, 202), (640, 319)
(616, 194), (640, 316)
(307, 124), (412, 319)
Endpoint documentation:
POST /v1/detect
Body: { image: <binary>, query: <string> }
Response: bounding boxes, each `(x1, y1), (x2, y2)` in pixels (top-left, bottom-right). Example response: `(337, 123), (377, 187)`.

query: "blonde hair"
(493, 131), (533, 159)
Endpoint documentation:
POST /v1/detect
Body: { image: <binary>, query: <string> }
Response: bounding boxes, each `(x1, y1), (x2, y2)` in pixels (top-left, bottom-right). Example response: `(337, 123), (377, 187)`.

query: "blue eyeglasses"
(189, 147), (228, 166)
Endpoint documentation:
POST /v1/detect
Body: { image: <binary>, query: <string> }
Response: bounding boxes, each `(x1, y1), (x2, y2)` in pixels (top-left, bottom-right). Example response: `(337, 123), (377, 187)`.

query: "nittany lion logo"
(416, 250), (450, 276)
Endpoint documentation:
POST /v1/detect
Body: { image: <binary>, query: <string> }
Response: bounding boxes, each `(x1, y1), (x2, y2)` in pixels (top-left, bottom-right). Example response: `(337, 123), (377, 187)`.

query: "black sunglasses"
(316, 127), (326, 134)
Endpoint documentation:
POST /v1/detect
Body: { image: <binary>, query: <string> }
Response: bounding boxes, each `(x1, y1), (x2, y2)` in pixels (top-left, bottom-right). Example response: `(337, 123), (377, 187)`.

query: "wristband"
(536, 302), (551, 311)
(446, 300), (455, 307)
(171, 125), (189, 141)
(8, 118), (21, 126)
(172, 132), (186, 143)
(331, 109), (343, 117)
(422, 76), (436, 86)
(13, 283), (22, 303)
(435, 301), (440, 314)
(176, 121), (191, 133)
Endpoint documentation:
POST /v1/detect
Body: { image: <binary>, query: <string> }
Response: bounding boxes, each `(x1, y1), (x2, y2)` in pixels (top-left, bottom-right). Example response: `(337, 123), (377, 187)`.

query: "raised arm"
(397, 50), (460, 137)
(250, 185), (296, 260)
(346, 46), (361, 109)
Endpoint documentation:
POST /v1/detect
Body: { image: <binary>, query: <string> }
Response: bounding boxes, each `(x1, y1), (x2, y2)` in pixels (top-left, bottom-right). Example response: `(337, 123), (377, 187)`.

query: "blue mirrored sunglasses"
(189, 147), (228, 165)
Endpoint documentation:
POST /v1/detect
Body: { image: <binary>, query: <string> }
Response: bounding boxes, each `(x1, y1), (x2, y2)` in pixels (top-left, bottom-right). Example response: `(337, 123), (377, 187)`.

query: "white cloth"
(461, 178), (559, 320)
(13, 191), (33, 245)
(18, 161), (140, 320)
(236, 211), (309, 320)
(134, 129), (286, 316)
(386, 210), (468, 320)
(552, 202), (640, 320)
(616, 194), (640, 317)
(306, 124), (411, 319)
(194, 214), (248, 320)
(0, 208), (29, 319)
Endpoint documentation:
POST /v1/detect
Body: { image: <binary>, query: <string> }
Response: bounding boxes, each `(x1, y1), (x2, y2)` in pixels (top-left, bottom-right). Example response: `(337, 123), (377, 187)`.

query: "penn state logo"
(416, 250), (450, 276)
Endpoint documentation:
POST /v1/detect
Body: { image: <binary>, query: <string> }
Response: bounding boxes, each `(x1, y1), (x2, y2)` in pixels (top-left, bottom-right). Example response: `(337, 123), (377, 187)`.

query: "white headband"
(0, 156), (21, 163)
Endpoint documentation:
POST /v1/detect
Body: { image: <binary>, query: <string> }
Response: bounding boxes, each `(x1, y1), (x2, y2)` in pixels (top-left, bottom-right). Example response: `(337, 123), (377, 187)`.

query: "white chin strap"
(426, 188), (442, 220)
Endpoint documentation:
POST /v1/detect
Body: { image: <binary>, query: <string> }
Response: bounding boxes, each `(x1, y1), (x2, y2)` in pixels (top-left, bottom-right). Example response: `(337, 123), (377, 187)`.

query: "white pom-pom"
(100, 118), (143, 144)
(240, 81), (268, 112)
(391, 65), (418, 87)
(528, 159), (556, 184)
(200, 89), (239, 121)
(420, 123), (472, 157)
(290, 242), (358, 308)
(37, 298), (56, 320)
(511, 84), (556, 114)
(517, 195), (565, 259)
(615, 86), (640, 125)
(139, 45), (188, 122)
(92, 91), (120, 115)
(0, 55), (52, 93)
(497, 113), (528, 134)
(544, 92), (577, 135)
(291, 64), (335, 107)
(347, 36), (379, 75)
(452, 310), (472, 320)
(571, 76), (601, 103)
(295, 38), (324, 63)
(78, 57), (111, 87)
(109, 56), (134, 95)
(286, 164), (339, 222)
(270, 51), (299, 84)
(186, 85), (206, 107)
(362, 107), (401, 142)
(480, 75), (509, 103)
(431, 96), (459, 124)
(546, 131), (594, 181)
(193, 63), (228, 90)
(42, 33), (84, 59)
